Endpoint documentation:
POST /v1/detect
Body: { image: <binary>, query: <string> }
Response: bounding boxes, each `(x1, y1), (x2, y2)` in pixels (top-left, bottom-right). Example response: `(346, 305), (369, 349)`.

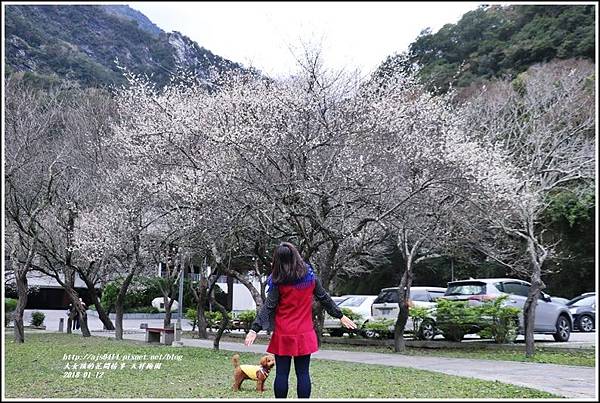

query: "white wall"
(217, 279), (261, 312)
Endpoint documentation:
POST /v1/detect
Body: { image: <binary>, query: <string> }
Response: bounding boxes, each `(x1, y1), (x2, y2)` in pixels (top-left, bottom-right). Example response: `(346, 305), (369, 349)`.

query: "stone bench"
(145, 327), (174, 345)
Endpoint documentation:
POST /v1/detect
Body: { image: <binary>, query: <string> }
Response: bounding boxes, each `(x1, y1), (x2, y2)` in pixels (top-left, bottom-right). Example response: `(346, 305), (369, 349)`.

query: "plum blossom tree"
(5, 76), (72, 342)
(107, 51), (593, 356)
(73, 154), (162, 340)
(5, 84), (120, 338)
(110, 58), (386, 341)
(454, 59), (595, 356)
(108, 67), (237, 342)
(30, 88), (119, 336)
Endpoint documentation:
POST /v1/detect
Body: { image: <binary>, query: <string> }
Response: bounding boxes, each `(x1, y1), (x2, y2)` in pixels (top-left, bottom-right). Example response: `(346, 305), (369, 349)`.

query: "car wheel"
(417, 319), (436, 341)
(552, 315), (571, 342)
(577, 314), (594, 333)
(360, 324), (376, 339)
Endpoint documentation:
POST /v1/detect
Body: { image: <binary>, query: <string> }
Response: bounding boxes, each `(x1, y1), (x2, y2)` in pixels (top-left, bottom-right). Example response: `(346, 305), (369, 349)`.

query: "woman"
(245, 242), (357, 398)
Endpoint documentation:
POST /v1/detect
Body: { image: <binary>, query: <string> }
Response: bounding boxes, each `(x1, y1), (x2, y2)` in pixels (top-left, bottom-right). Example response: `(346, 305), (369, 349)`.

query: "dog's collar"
(259, 365), (271, 375)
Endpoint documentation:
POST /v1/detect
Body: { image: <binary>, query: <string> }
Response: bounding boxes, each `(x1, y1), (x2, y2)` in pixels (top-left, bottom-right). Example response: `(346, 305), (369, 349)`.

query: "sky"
(127, 1), (484, 78)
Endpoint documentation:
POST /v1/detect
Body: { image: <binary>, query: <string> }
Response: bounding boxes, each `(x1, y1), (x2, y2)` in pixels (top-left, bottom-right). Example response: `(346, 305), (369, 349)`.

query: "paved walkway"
(88, 330), (597, 399)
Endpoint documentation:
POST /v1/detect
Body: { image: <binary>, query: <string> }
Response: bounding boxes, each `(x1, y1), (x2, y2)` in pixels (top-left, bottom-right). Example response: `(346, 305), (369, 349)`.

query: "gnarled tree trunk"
(394, 267), (412, 352)
(394, 235), (424, 352)
(524, 235), (547, 357)
(64, 286), (91, 337)
(13, 269), (29, 343)
(163, 296), (175, 328)
(81, 271), (114, 330)
(313, 246), (337, 347)
(115, 269), (136, 340)
(12, 233), (39, 343)
(195, 278), (209, 339)
(211, 297), (229, 351)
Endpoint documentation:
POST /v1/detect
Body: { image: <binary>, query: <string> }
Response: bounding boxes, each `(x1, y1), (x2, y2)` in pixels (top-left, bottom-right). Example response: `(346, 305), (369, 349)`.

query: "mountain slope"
(378, 4), (595, 93)
(101, 4), (164, 37)
(4, 5), (247, 88)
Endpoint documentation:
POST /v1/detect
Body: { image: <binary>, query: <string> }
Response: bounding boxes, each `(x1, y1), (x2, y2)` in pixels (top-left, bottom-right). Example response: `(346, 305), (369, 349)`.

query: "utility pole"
(174, 248), (185, 347)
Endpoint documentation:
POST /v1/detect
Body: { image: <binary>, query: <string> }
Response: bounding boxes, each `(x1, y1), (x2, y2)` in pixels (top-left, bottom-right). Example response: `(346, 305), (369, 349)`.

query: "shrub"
(434, 296), (522, 343)
(5, 298), (17, 326)
(236, 310), (257, 323)
(30, 311), (45, 327)
(408, 305), (432, 335)
(234, 310), (257, 333)
(340, 307), (363, 323)
(363, 318), (394, 339)
(435, 298), (480, 342)
(205, 310), (233, 329)
(100, 276), (195, 314)
(475, 295), (521, 343)
(185, 308), (197, 327)
(5, 298), (17, 312)
(100, 281), (119, 313)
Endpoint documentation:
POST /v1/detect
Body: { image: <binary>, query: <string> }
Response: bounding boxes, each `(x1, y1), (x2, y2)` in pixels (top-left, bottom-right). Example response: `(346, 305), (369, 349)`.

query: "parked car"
(549, 296), (570, 305)
(442, 278), (573, 342)
(566, 292), (595, 332)
(331, 296), (350, 306)
(324, 295), (377, 336)
(370, 286), (446, 340)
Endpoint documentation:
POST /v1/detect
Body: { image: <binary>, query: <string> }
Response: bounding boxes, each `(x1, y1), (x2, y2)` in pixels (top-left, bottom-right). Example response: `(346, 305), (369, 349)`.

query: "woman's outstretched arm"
(245, 285), (279, 346)
(313, 277), (357, 330)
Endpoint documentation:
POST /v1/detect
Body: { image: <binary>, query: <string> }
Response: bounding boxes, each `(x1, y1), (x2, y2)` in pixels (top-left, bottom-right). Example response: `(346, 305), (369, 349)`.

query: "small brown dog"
(232, 353), (275, 392)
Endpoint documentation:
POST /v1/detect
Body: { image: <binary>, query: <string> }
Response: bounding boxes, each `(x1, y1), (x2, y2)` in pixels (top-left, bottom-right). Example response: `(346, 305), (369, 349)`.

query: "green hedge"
(408, 305), (433, 335)
(5, 298), (17, 326)
(185, 308), (197, 327)
(435, 295), (520, 343)
(340, 307), (363, 323)
(5, 298), (17, 312)
(435, 298), (480, 342)
(30, 311), (45, 327)
(206, 311), (233, 329)
(363, 318), (395, 339)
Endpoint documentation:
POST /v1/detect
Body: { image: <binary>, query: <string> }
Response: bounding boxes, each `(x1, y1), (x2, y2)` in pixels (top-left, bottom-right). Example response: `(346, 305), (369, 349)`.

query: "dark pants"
(274, 354), (311, 398)
(71, 312), (80, 330)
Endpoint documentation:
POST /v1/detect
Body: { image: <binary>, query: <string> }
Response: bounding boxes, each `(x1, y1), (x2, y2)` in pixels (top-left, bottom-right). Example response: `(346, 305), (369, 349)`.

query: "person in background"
(69, 298), (86, 330)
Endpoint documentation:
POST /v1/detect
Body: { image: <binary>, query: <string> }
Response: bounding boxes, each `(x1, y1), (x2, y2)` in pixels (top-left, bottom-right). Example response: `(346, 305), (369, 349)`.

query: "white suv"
(369, 286), (446, 340)
(324, 295), (377, 336)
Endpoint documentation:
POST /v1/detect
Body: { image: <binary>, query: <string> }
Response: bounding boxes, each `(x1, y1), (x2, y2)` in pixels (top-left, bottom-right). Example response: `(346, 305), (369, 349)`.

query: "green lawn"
(192, 332), (595, 367)
(5, 333), (558, 399)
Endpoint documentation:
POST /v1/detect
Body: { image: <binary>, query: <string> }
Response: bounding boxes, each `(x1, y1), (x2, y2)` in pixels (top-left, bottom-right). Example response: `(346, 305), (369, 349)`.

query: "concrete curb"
(192, 330), (595, 353)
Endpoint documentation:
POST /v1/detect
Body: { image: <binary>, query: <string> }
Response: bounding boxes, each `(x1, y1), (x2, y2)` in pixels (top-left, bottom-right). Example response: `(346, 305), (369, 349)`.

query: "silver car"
(443, 278), (573, 342)
(370, 286), (447, 340)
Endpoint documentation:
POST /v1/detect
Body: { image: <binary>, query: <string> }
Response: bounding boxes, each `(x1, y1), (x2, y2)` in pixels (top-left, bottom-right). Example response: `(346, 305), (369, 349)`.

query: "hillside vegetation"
(380, 4), (595, 93)
(4, 5), (245, 88)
